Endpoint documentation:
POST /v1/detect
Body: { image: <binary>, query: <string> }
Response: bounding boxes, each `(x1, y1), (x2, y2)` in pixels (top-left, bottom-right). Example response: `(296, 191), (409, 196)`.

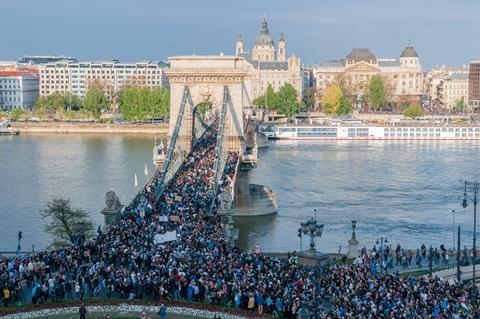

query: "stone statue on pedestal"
(101, 191), (123, 228)
(348, 220), (359, 258)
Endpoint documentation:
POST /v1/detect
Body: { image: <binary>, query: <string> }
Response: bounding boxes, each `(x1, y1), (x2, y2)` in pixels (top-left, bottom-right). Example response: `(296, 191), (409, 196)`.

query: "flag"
(134, 173), (138, 187)
(144, 162), (148, 176)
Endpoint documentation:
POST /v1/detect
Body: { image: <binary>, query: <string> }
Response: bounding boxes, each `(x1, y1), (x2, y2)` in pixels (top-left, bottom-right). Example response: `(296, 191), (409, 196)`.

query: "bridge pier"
(233, 170), (277, 217)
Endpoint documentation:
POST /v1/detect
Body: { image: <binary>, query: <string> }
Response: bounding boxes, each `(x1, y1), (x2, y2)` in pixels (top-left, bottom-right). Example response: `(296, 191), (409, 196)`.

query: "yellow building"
(314, 47), (424, 104)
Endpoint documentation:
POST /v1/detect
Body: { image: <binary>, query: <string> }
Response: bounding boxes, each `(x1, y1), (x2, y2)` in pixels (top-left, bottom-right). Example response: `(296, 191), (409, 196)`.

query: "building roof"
(346, 48), (376, 62)
(378, 60), (400, 67)
(0, 69), (38, 78)
(321, 59), (345, 67)
(446, 73), (469, 80)
(400, 46), (419, 58)
(254, 18), (275, 47)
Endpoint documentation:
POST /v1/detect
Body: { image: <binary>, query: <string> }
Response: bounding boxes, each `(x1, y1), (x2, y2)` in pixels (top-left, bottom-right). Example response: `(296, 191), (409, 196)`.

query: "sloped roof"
(400, 46), (419, 58)
(346, 48), (376, 62)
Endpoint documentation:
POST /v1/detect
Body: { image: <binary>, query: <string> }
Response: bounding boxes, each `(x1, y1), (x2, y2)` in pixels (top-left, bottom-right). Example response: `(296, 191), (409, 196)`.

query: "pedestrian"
(79, 302), (87, 319)
(158, 304), (167, 319)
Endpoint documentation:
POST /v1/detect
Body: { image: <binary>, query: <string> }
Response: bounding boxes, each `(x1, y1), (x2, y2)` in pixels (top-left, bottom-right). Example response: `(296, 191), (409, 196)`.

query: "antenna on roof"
(408, 39), (411, 47)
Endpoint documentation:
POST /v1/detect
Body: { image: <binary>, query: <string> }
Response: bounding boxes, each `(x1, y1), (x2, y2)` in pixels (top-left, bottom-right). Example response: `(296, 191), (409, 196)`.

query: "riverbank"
(10, 122), (169, 134)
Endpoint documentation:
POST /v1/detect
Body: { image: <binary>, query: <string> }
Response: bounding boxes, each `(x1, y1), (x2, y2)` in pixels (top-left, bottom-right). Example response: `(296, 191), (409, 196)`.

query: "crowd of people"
(1, 118), (479, 318)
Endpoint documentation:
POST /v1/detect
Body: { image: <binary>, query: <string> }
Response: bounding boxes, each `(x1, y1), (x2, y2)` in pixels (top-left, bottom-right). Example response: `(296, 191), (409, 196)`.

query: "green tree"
(403, 104), (424, 118)
(10, 108), (23, 121)
(321, 84), (342, 115)
(118, 87), (170, 121)
(276, 83), (301, 117)
(83, 88), (109, 119)
(336, 96), (352, 115)
(252, 84), (277, 110)
(41, 198), (94, 248)
(369, 75), (385, 110)
(455, 99), (466, 113)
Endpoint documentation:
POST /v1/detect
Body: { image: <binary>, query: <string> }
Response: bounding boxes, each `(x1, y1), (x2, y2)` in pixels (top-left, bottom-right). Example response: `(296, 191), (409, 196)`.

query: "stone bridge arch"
(165, 56), (249, 152)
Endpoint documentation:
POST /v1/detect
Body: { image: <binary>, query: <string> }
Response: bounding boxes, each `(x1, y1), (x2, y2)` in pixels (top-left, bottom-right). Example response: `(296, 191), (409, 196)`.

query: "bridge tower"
(165, 56), (249, 153)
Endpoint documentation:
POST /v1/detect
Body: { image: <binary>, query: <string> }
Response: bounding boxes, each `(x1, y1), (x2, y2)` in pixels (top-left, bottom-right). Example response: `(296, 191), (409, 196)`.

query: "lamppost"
(452, 209), (456, 251)
(301, 212), (324, 252)
(461, 180), (479, 286)
(376, 237), (388, 275)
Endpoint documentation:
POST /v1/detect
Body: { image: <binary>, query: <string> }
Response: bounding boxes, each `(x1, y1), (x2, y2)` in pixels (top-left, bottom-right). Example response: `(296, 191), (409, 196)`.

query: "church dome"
(400, 46), (419, 58)
(346, 48), (376, 62)
(254, 18), (275, 47)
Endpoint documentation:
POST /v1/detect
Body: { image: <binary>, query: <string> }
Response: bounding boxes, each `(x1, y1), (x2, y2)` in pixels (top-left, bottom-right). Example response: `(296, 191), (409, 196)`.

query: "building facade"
(425, 65), (469, 106)
(38, 60), (169, 100)
(235, 18), (302, 101)
(469, 61), (480, 110)
(0, 69), (39, 110)
(436, 73), (469, 109)
(314, 47), (424, 104)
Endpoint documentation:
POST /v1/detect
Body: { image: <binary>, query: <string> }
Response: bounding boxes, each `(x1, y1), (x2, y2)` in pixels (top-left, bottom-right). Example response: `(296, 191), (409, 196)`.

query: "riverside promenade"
(10, 122), (169, 134)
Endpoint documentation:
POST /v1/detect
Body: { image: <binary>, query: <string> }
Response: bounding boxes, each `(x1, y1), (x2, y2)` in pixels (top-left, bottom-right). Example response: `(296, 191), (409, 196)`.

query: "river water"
(1, 134), (479, 253)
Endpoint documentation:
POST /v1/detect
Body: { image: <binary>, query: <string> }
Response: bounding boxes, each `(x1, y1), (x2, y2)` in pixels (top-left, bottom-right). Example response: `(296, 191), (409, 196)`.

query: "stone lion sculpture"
(105, 191), (121, 211)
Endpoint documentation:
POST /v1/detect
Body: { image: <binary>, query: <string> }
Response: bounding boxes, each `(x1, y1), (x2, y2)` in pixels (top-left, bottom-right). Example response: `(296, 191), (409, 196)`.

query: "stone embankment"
(11, 122), (169, 134)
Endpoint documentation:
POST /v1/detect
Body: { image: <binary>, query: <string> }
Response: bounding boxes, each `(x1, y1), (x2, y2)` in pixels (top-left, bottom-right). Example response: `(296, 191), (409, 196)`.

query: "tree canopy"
(82, 88), (110, 119)
(321, 84), (343, 115)
(403, 104), (424, 118)
(41, 198), (94, 248)
(455, 99), (466, 113)
(252, 83), (301, 117)
(369, 75), (386, 110)
(118, 87), (170, 121)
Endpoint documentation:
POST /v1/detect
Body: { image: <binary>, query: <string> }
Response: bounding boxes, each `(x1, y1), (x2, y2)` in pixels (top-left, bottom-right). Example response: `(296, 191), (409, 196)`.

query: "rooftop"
(346, 48), (376, 62)
(446, 73), (469, 80)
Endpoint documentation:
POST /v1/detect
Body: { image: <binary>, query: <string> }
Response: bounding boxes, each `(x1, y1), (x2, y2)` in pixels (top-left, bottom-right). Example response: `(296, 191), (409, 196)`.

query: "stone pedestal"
(101, 191), (123, 229)
(348, 238), (359, 258)
(297, 250), (329, 266)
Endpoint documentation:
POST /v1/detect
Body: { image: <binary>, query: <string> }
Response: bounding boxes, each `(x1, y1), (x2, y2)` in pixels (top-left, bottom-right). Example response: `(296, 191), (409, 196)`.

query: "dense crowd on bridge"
(1, 119), (479, 318)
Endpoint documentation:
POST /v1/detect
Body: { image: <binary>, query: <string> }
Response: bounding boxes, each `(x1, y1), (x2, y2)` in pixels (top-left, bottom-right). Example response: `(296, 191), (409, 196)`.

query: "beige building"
(235, 18), (302, 101)
(314, 47), (424, 104)
(425, 65), (469, 104)
(38, 60), (169, 100)
(437, 73), (469, 109)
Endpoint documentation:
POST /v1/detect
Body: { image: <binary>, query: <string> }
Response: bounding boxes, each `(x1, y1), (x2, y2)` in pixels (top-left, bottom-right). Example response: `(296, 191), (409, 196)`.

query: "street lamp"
(461, 180), (479, 286)
(452, 209), (456, 251)
(301, 211), (324, 252)
(376, 237), (388, 275)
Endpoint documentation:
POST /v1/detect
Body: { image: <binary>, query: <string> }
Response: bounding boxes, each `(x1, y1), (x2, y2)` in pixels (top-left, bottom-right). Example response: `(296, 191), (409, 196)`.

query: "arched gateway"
(165, 55), (250, 153)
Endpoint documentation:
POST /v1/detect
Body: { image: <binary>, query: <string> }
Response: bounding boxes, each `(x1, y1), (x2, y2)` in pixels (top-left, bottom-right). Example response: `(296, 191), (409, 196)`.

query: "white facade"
(38, 60), (170, 100)
(437, 73), (469, 108)
(0, 70), (39, 110)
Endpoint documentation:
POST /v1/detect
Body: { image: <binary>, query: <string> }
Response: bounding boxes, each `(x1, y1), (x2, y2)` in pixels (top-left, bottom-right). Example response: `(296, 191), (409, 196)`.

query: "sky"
(1, 0), (479, 69)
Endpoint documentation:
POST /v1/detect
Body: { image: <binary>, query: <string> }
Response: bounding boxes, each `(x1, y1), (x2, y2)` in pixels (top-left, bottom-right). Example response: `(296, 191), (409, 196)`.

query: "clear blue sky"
(1, 0), (479, 69)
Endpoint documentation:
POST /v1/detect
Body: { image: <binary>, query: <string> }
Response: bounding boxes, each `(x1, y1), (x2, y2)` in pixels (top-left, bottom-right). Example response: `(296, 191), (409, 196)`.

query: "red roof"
(0, 70), (38, 78)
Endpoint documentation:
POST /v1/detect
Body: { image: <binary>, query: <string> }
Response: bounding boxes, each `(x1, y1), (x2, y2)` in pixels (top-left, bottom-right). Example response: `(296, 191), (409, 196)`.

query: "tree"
(403, 104), (424, 118)
(252, 84), (277, 110)
(336, 96), (352, 115)
(41, 198), (94, 248)
(10, 108), (23, 121)
(83, 88), (109, 119)
(275, 83), (301, 117)
(369, 75), (385, 110)
(321, 84), (342, 115)
(118, 87), (170, 121)
(455, 99), (466, 113)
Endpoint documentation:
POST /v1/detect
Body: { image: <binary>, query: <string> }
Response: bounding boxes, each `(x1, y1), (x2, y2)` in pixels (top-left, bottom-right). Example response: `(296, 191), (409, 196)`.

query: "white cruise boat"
(260, 125), (480, 140)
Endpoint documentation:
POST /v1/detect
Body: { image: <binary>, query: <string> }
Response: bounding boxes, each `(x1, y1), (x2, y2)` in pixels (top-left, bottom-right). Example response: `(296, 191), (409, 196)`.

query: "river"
(1, 134), (479, 253)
